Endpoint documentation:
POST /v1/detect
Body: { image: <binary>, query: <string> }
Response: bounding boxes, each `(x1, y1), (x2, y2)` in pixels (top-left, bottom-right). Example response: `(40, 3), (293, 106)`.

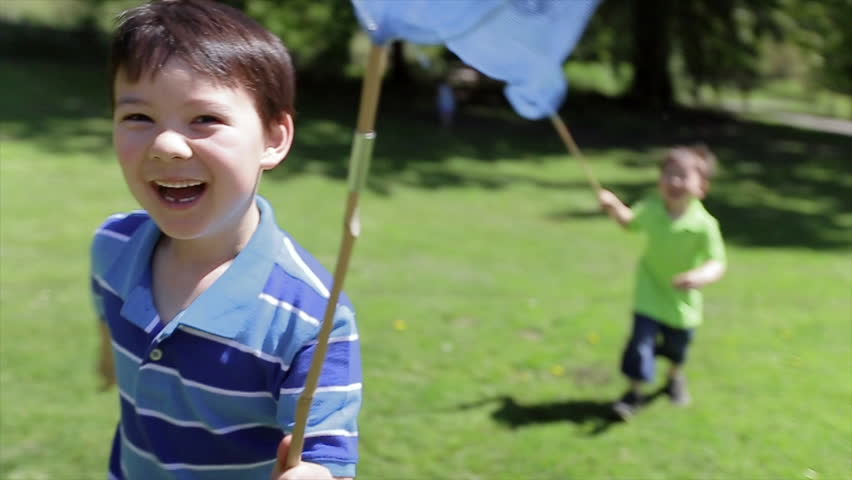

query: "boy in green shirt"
(598, 145), (726, 420)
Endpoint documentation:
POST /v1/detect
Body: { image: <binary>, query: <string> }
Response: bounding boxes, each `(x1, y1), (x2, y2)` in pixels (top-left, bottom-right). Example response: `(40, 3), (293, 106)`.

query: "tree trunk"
(626, 0), (674, 108)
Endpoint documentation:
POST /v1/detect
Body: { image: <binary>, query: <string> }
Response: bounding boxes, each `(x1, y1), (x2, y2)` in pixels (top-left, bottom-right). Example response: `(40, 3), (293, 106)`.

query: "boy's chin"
(663, 193), (691, 206)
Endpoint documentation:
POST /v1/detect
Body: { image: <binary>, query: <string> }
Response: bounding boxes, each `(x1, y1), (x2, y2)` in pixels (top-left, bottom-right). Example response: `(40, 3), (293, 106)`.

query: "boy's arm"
(97, 321), (116, 391)
(673, 217), (726, 290)
(598, 189), (634, 228)
(672, 259), (726, 290)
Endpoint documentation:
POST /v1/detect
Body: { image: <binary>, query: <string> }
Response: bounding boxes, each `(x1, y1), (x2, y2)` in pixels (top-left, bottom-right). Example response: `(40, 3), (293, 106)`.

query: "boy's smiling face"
(112, 60), (291, 242)
(658, 149), (707, 213)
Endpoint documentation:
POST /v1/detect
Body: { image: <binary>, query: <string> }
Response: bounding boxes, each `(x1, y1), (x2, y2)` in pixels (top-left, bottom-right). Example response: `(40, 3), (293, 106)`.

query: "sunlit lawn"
(1, 61), (850, 479)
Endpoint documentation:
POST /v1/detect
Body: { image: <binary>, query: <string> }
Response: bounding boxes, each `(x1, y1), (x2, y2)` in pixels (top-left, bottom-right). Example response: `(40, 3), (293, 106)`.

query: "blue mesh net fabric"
(352, 0), (600, 120)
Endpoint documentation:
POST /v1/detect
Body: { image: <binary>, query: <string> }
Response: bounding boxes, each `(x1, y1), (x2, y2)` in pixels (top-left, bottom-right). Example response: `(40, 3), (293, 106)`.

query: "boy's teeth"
(155, 180), (203, 188)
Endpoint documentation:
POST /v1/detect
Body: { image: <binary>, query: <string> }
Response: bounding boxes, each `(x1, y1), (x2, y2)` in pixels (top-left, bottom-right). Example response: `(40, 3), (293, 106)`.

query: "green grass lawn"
(1, 61), (850, 480)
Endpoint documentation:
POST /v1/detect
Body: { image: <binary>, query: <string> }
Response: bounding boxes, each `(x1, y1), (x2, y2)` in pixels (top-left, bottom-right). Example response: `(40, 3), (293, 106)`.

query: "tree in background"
(11, 0), (850, 111)
(579, 0), (849, 108)
(790, 0), (852, 97)
(243, 0), (357, 82)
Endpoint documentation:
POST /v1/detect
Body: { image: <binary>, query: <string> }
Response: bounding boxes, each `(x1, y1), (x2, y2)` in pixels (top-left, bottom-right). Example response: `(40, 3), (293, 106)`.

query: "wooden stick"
(550, 114), (601, 192)
(285, 43), (387, 470)
(357, 45), (387, 133)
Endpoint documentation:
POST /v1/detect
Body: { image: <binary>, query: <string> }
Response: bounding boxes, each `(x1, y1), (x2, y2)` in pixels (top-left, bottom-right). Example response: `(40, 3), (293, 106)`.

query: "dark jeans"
(621, 312), (694, 382)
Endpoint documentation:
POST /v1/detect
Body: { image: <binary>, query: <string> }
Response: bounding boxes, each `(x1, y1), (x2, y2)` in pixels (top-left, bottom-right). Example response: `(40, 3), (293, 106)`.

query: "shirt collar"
(109, 196), (284, 340)
(650, 193), (705, 231)
(178, 195), (282, 339)
(671, 198), (706, 231)
(105, 219), (160, 332)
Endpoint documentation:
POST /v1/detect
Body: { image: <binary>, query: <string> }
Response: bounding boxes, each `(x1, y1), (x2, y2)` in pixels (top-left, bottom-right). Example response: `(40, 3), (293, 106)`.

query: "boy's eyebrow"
(182, 99), (234, 111)
(115, 95), (148, 107)
(114, 96), (235, 113)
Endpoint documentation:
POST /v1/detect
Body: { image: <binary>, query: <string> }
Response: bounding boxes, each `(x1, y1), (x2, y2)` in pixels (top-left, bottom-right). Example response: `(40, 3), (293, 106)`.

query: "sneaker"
(612, 391), (643, 421)
(665, 375), (691, 406)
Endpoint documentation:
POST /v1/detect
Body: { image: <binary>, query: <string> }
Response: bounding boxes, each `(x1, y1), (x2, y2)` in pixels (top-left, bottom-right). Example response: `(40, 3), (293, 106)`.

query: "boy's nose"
(666, 177), (683, 187)
(149, 129), (192, 161)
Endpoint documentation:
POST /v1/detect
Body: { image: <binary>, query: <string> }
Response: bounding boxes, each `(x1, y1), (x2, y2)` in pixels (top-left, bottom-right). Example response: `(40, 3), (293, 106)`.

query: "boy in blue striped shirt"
(91, 1), (361, 478)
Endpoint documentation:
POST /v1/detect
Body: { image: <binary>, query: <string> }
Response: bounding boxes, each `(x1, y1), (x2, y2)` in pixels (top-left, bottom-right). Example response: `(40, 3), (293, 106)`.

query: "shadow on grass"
(278, 85), (852, 250)
(458, 387), (673, 436)
(0, 61), (113, 155)
(456, 395), (621, 435)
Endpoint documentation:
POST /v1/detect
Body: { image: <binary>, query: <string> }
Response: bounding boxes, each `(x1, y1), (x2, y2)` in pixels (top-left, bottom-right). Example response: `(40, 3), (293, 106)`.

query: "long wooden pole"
(549, 114), (601, 192)
(285, 43), (387, 469)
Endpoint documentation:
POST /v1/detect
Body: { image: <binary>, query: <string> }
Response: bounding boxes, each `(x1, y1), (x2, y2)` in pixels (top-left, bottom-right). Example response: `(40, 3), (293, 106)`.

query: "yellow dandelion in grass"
(550, 365), (566, 377)
(789, 356), (802, 368)
(586, 332), (600, 345)
(393, 319), (408, 331)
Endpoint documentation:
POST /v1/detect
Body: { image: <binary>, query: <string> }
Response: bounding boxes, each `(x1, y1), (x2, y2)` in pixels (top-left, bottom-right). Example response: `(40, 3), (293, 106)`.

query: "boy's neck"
(664, 197), (693, 219)
(151, 205), (261, 324)
(160, 204), (260, 268)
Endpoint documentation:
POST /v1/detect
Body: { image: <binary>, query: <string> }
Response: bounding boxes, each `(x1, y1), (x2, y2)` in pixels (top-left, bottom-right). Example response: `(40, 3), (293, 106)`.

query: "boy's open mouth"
(152, 180), (207, 204)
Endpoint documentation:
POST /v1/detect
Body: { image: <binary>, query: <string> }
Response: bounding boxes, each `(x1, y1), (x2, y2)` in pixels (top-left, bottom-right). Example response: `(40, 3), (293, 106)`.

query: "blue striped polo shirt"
(90, 196), (362, 479)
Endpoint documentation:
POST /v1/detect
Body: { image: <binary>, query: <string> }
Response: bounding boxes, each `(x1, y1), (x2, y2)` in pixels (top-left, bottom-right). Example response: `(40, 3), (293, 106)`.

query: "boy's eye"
(122, 113), (153, 122)
(193, 115), (221, 124)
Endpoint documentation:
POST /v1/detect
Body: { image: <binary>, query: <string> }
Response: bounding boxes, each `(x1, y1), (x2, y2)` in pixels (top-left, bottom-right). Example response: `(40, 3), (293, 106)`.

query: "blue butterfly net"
(352, 0), (601, 120)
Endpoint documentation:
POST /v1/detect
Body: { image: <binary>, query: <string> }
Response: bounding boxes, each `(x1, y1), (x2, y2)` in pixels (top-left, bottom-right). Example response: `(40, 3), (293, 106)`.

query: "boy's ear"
(260, 113), (294, 170)
(699, 178), (711, 197)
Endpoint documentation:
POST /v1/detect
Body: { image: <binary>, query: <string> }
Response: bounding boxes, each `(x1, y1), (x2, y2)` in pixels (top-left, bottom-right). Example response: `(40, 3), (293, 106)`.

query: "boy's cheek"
(113, 135), (145, 165)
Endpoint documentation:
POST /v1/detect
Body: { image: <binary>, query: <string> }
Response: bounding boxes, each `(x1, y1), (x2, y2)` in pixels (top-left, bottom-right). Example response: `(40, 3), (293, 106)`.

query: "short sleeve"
(90, 212), (148, 323)
(275, 304), (362, 478)
(703, 218), (726, 265)
(91, 279), (107, 322)
(90, 235), (104, 321)
(627, 197), (651, 232)
(91, 218), (120, 322)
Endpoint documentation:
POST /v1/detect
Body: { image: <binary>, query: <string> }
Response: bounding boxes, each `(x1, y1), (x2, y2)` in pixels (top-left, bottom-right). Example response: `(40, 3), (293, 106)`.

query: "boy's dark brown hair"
(110, 0), (294, 127)
(687, 143), (717, 180)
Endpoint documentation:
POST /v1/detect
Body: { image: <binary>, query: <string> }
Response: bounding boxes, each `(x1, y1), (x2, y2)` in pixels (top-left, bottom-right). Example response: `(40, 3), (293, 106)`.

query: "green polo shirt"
(629, 193), (726, 328)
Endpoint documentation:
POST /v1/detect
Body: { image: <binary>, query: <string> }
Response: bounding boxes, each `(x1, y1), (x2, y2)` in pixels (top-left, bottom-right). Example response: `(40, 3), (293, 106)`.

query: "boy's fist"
(97, 352), (116, 391)
(97, 323), (116, 391)
(672, 271), (700, 290)
(270, 435), (335, 480)
(598, 189), (620, 210)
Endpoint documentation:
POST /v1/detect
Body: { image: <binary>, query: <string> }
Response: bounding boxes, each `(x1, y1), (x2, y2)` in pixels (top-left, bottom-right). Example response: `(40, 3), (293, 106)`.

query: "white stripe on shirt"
(119, 388), (135, 405)
(134, 407), (275, 435)
(283, 237), (330, 298)
(306, 333), (359, 347)
(280, 382), (362, 396)
(112, 340), (142, 364)
(143, 315), (160, 333)
(93, 273), (119, 297)
(139, 363), (275, 399)
(95, 229), (131, 242)
(120, 431), (277, 471)
(304, 429), (359, 438)
(178, 325), (291, 371)
(257, 293), (321, 326)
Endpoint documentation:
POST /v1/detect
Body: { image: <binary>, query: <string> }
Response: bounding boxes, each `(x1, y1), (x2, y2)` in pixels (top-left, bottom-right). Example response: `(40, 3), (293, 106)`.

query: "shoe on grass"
(665, 375), (692, 406)
(612, 391), (643, 421)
